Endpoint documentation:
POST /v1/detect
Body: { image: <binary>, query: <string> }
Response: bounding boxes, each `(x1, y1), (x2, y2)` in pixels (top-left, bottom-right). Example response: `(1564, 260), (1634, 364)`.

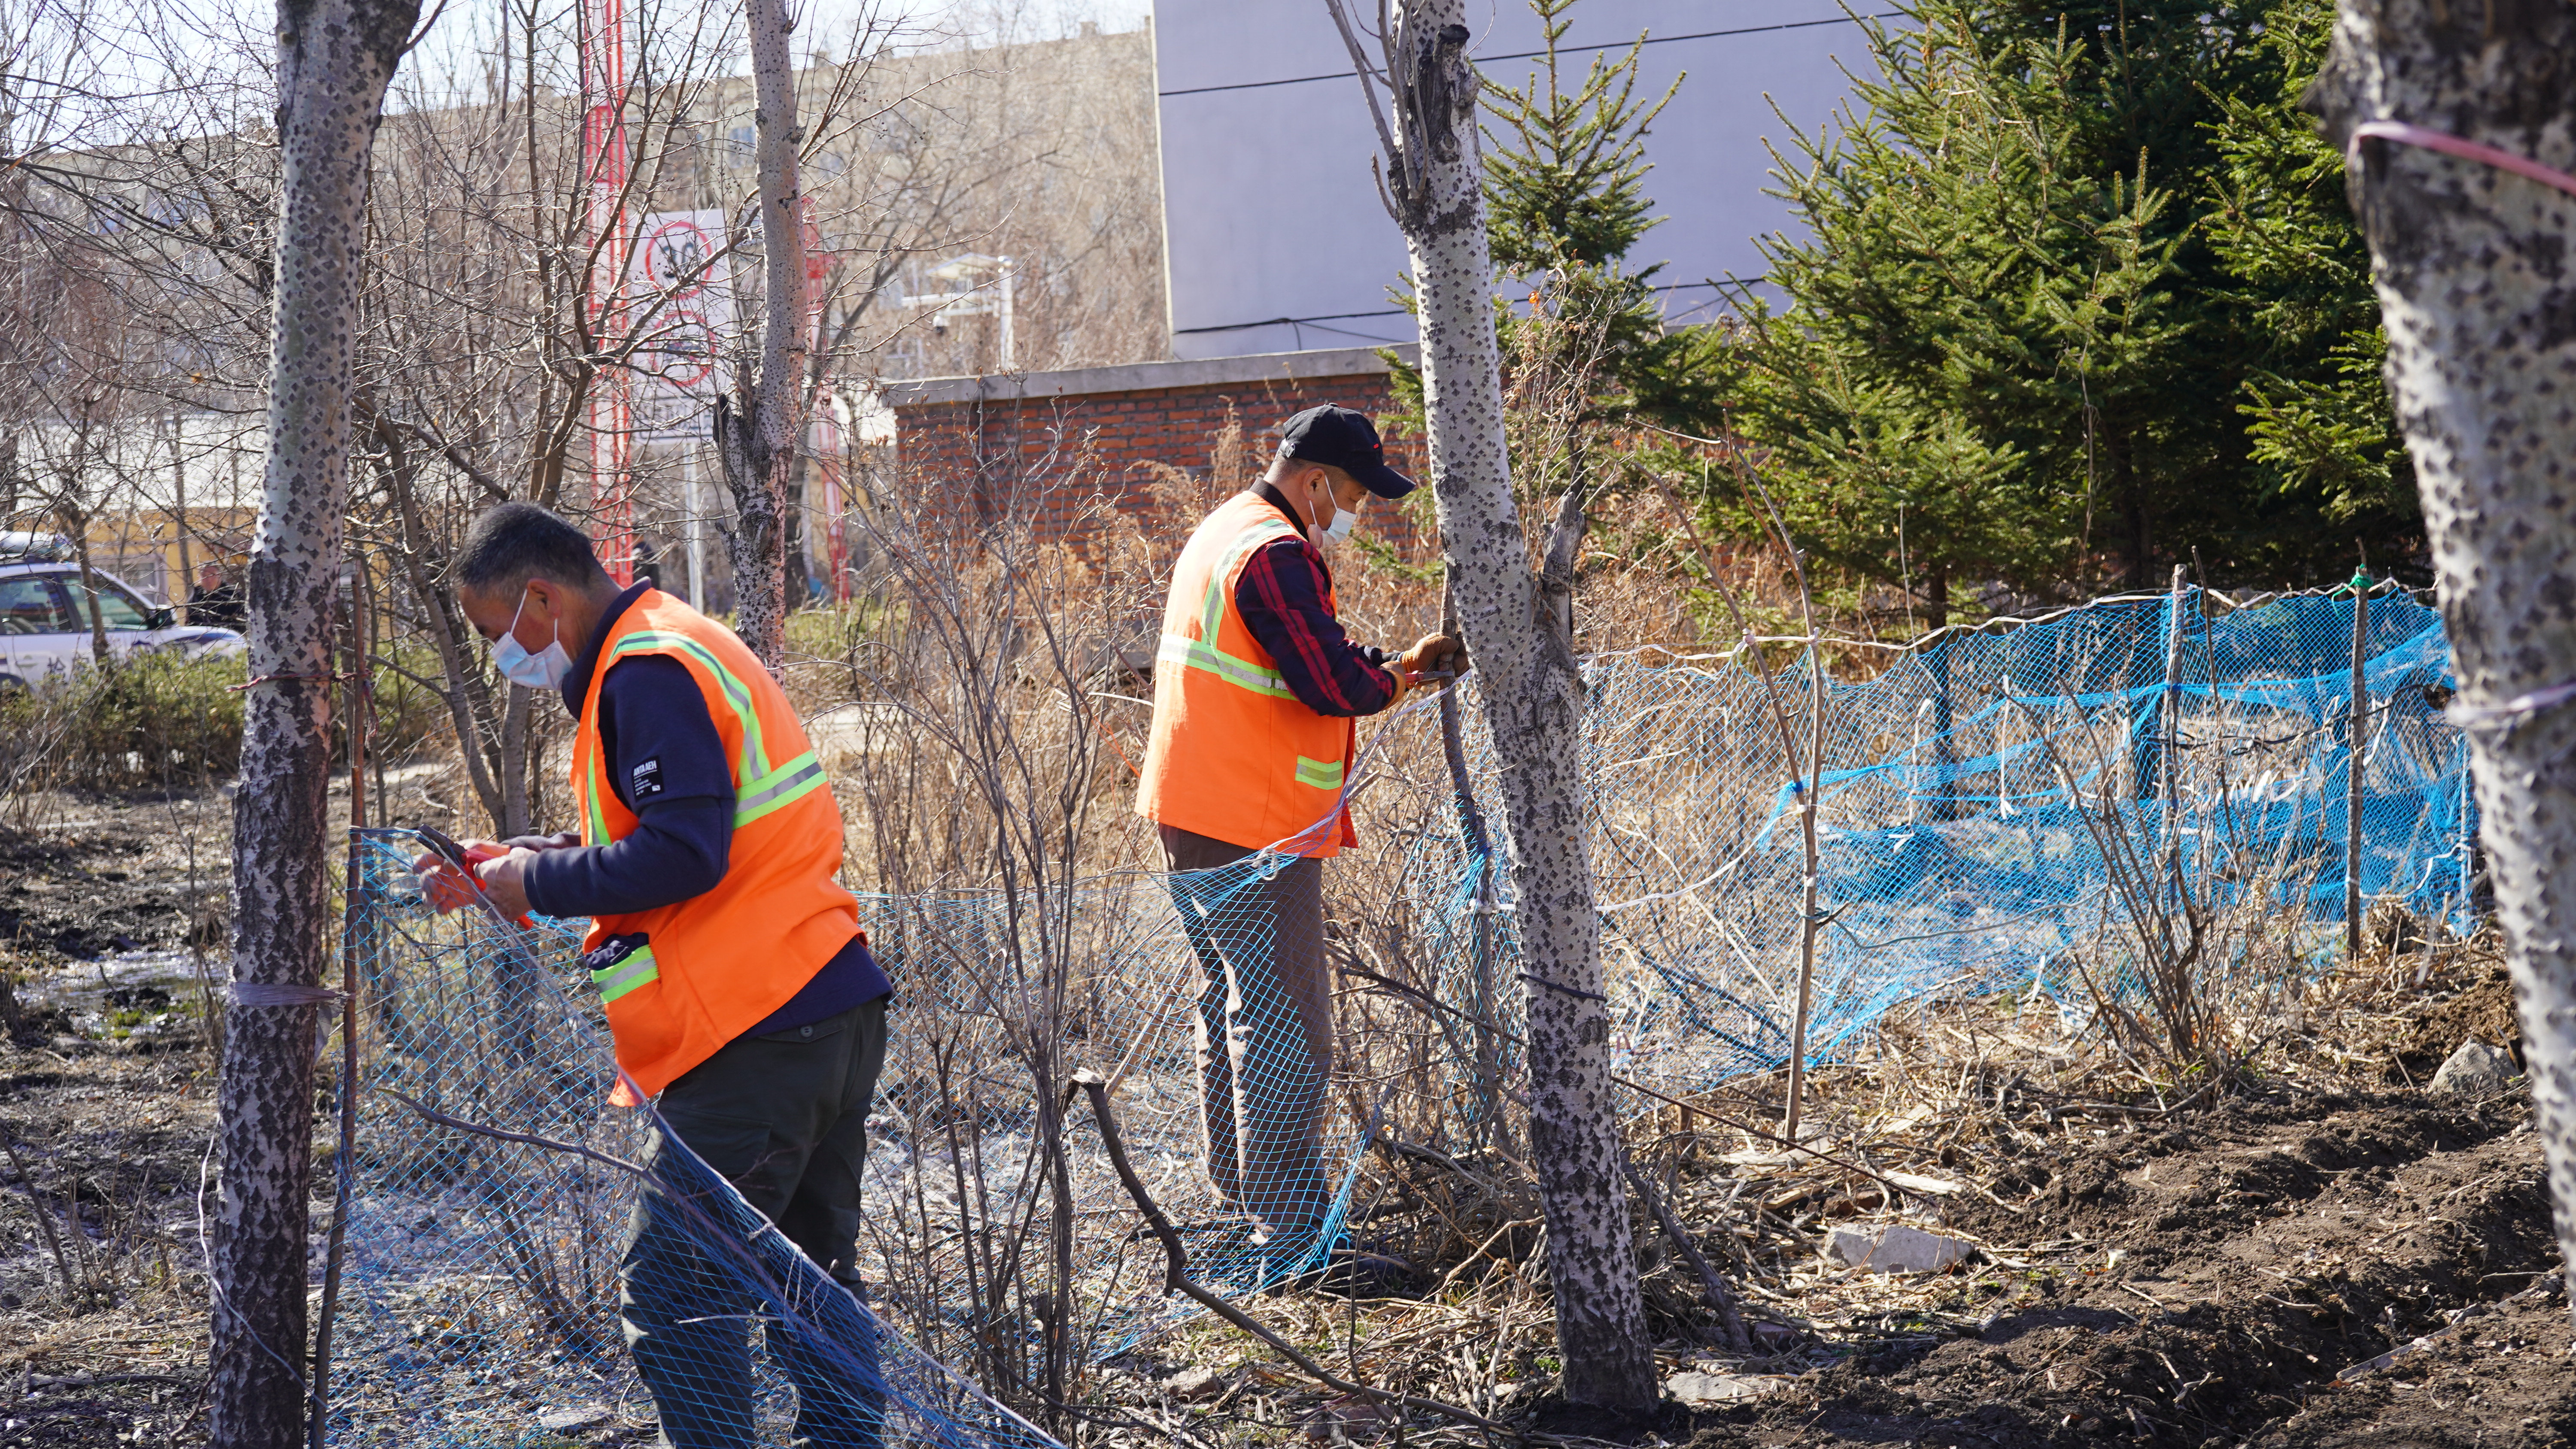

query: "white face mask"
(1309, 480), (1358, 544)
(492, 589), (573, 691)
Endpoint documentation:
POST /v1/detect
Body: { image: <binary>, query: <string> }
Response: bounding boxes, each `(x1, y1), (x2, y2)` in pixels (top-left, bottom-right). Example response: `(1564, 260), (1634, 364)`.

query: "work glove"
(1398, 633), (1467, 685)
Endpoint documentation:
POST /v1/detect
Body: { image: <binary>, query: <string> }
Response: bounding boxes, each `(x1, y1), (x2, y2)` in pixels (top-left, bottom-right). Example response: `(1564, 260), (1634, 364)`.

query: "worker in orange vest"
(1137, 405), (1462, 1264)
(414, 503), (889, 1449)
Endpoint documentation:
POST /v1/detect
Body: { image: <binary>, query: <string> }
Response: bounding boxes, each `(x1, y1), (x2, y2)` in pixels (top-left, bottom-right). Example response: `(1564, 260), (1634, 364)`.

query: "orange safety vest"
(1136, 491), (1367, 856)
(569, 590), (860, 1103)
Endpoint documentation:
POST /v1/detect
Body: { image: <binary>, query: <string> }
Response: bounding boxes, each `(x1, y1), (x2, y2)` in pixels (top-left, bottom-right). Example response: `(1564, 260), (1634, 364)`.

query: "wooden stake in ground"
(2347, 565), (2369, 961)
(1322, 0), (1656, 1412)
(216, 0), (419, 1443)
(714, 0), (808, 668)
(2312, 4), (2576, 1312)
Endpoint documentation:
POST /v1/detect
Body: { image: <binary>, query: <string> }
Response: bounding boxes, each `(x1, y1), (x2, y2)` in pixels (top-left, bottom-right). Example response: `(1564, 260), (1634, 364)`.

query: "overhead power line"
(1173, 281), (1738, 337)
(1155, 12), (1901, 99)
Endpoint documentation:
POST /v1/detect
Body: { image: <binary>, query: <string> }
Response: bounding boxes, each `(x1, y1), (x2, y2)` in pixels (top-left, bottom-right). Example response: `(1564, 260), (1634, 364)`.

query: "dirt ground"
(1650, 1088), (2567, 1448)
(1, 794), (232, 1447)
(2, 789), (2569, 1449)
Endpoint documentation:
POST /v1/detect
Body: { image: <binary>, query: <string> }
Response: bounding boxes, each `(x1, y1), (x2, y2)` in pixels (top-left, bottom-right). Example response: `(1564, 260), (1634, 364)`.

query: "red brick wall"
(890, 371), (1428, 555)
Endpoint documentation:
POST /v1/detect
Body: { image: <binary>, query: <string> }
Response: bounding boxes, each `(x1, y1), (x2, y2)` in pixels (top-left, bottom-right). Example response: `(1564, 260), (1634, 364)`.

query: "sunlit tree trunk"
(212, 0), (417, 1443)
(58, 488), (113, 668)
(1326, 0), (1656, 1411)
(2315, 0), (2576, 1308)
(717, 0), (808, 667)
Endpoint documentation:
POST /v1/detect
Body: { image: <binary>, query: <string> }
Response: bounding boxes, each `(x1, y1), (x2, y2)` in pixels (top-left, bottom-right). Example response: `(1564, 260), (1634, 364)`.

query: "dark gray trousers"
(1157, 825), (1334, 1240)
(622, 996), (891, 1449)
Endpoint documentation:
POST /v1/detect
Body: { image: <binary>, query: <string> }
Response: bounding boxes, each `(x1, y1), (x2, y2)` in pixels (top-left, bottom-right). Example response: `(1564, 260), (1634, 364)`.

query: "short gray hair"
(456, 502), (611, 598)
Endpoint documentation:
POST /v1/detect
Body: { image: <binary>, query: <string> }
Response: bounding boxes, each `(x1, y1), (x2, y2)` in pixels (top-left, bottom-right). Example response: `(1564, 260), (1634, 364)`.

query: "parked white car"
(0, 540), (248, 686)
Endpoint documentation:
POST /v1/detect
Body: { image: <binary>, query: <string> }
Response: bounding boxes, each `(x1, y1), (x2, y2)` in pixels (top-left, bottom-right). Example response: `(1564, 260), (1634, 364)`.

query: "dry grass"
(1045, 906), (2508, 1445)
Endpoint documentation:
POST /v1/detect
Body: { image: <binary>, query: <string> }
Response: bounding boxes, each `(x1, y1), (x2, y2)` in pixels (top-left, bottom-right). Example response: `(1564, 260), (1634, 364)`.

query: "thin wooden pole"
(308, 829), (362, 1449)
(1437, 581), (1504, 1152)
(346, 568), (368, 830)
(2347, 568), (2370, 960)
(2160, 565), (2187, 809)
(310, 570), (369, 1449)
(170, 415), (192, 615)
(1767, 500), (1827, 1144)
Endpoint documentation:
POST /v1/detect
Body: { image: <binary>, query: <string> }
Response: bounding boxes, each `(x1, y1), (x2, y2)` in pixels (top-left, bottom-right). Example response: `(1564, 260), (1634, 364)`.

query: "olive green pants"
(622, 996), (891, 1449)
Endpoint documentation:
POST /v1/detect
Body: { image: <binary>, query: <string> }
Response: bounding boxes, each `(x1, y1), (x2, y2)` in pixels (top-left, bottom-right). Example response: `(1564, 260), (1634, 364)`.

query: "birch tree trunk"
(213, 0), (416, 1442)
(2312, 5), (2576, 1308)
(715, 0), (808, 667)
(1329, 0), (1656, 1410)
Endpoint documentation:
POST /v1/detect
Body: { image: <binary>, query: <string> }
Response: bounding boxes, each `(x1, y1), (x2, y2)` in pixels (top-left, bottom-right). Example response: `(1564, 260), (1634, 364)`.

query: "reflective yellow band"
(590, 946), (659, 1005)
(582, 749), (612, 846)
(1158, 634), (1299, 700)
(1295, 755), (1345, 790)
(1197, 518), (1299, 641)
(608, 630), (770, 780)
(735, 750), (827, 826)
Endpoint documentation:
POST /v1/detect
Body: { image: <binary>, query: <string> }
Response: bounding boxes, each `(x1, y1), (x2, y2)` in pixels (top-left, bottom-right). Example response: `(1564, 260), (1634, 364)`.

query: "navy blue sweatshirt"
(522, 583), (889, 1035)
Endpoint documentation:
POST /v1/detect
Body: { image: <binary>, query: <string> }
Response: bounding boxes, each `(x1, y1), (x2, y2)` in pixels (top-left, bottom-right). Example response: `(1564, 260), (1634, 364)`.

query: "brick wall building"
(881, 345), (1428, 553)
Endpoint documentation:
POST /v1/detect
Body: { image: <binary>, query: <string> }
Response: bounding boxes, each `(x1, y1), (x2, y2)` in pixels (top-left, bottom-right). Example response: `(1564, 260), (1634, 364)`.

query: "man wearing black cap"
(1137, 404), (1463, 1267)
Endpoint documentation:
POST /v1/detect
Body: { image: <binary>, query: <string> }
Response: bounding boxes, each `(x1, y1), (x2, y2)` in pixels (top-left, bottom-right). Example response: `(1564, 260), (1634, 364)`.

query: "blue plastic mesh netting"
(1487, 585), (2470, 1093)
(322, 584), (2470, 1444)
(325, 835), (1071, 1449)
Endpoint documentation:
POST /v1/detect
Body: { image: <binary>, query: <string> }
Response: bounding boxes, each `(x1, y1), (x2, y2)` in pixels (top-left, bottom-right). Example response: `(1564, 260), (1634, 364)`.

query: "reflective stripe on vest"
(1295, 755), (1346, 790)
(579, 630), (829, 835)
(737, 751), (826, 826)
(1159, 516), (1302, 700)
(591, 946), (659, 1005)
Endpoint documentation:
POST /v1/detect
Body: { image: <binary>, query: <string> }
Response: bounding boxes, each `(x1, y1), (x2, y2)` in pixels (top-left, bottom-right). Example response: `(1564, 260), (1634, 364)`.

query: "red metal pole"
(581, 0), (634, 582)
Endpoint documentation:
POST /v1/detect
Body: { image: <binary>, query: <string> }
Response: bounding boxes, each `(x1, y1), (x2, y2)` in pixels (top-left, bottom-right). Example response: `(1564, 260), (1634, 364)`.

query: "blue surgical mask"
(492, 590), (573, 691)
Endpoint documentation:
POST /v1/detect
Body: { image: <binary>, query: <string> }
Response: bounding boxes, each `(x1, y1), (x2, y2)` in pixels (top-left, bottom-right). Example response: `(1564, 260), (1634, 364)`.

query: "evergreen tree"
(1479, 0), (1725, 436)
(2204, 0), (2410, 526)
(1714, 0), (2419, 619)
(1379, 0), (1728, 506)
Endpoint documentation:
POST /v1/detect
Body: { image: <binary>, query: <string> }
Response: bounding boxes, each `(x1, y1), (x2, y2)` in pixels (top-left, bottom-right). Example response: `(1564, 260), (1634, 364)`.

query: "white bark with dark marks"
(1325, 0), (1656, 1411)
(2313, 0), (2576, 1311)
(214, 0), (416, 1443)
(716, 0), (807, 668)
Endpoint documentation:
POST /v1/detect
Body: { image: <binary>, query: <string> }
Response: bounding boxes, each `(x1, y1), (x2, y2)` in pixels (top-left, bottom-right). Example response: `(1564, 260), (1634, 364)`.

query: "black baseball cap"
(1277, 405), (1416, 499)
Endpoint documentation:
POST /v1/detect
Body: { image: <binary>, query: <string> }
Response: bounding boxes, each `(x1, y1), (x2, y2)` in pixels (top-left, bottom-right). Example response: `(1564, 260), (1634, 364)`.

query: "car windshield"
(61, 575), (152, 630)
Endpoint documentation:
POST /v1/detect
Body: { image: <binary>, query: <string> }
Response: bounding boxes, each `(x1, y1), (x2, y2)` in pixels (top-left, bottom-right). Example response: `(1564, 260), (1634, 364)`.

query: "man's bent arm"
(522, 796), (729, 917)
(1233, 537), (1399, 718)
(522, 655), (737, 917)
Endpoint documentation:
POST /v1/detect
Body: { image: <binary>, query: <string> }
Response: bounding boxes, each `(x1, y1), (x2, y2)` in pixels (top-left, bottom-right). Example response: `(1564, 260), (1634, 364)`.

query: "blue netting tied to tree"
(323, 584), (2471, 1444)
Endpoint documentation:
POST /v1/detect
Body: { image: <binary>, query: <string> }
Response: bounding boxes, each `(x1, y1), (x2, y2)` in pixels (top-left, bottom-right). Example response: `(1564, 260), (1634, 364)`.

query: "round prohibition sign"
(644, 218), (717, 299)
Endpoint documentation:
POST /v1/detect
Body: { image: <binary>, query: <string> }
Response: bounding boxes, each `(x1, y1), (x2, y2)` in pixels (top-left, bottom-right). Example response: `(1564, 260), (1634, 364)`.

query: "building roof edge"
(881, 344), (1419, 409)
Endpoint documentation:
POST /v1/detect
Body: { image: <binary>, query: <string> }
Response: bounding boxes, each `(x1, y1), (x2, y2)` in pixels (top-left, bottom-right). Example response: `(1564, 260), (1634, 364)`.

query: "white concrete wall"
(1154, 0), (1869, 359)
